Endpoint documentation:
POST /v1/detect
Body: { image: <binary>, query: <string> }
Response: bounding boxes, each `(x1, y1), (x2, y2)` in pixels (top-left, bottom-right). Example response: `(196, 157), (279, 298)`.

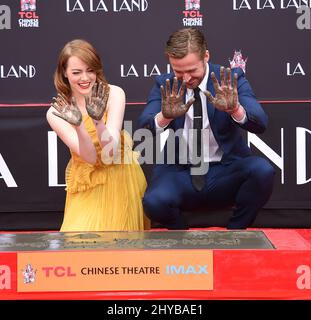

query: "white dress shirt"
(184, 64), (223, 163)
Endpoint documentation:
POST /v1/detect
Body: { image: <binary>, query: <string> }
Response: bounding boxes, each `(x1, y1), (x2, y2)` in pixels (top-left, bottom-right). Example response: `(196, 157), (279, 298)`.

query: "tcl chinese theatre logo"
(182, 0), (203, 26)
(18, 0), (39, 28)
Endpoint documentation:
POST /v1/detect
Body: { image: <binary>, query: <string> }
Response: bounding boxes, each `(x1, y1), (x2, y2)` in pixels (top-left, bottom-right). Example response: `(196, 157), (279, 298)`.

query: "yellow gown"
(60, 114), (150, 232)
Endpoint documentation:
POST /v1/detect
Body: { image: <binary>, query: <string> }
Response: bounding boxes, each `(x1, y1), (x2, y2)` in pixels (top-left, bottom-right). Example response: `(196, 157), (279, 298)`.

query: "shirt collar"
(187, 63), (209, 96)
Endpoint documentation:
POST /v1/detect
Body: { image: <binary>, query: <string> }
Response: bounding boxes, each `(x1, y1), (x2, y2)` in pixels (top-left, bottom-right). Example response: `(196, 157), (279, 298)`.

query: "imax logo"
(166, 265), (208, 275)
(0, 5), (11, 30)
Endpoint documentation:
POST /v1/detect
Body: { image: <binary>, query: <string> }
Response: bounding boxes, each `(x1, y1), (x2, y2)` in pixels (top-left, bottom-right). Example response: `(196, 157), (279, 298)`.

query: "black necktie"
(191, 87), (205, 191)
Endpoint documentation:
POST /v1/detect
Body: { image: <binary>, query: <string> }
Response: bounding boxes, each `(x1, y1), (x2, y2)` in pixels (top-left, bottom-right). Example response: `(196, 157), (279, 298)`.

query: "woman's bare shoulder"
(108, 84), (125, 97)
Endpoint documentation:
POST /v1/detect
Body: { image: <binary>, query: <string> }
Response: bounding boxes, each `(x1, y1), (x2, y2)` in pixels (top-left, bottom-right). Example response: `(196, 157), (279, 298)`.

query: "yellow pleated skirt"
(60, 115), (150, 232)
(61, 161), (149, 232)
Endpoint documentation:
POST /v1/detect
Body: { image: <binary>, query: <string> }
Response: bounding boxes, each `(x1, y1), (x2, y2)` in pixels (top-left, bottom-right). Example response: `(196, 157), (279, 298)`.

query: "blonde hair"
(165, 27), (207, 60)
(54, 39), (108, 101)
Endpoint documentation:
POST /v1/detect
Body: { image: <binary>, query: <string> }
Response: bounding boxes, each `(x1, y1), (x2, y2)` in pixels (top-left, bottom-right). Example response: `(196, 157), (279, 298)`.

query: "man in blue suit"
(137, 27), (275, 229)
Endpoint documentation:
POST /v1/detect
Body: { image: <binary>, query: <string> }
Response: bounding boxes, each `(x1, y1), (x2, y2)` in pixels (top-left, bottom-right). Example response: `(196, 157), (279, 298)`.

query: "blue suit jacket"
(137, 63), (268, 165)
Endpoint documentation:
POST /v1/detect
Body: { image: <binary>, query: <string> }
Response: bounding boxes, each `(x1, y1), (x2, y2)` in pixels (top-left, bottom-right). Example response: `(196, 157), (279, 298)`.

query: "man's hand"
(203, 67), (240, 114)
(51, 94), (82, 126)
(161, 77), (194, 119)
(85, 82), (110, 121)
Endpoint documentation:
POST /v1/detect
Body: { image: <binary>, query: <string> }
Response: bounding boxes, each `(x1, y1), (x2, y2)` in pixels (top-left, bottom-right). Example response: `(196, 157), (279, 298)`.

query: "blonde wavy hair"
(165, 27), (207, 60)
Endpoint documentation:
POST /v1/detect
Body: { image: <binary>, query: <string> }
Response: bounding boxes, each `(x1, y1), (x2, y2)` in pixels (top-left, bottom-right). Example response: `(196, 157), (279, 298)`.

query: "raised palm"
(51, 93), (82, 126)
(161, 77), (194, 119)
(204, 67), (239, 114)
(85, 82), (110, 121)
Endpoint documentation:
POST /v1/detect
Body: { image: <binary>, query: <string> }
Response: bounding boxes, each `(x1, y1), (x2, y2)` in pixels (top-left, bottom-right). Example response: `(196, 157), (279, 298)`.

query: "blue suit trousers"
(143, 156), (275, 229)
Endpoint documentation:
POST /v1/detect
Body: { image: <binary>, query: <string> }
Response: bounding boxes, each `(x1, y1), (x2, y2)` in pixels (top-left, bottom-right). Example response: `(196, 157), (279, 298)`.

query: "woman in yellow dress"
(46, 39), (150, 232)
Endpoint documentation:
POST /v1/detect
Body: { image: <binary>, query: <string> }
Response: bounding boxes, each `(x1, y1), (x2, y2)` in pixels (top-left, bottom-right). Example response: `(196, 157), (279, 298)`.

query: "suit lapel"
(174, 114), (185, 130)
(206, 63), (216, 121)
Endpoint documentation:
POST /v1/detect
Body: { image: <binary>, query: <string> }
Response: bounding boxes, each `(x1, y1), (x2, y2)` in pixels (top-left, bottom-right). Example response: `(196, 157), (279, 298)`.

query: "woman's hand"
(51, 94), (82, 126)
(85, 82), (110, 121)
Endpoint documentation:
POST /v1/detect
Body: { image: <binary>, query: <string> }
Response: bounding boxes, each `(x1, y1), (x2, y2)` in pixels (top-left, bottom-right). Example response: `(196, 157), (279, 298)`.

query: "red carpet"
(0, 228), (311, 300)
